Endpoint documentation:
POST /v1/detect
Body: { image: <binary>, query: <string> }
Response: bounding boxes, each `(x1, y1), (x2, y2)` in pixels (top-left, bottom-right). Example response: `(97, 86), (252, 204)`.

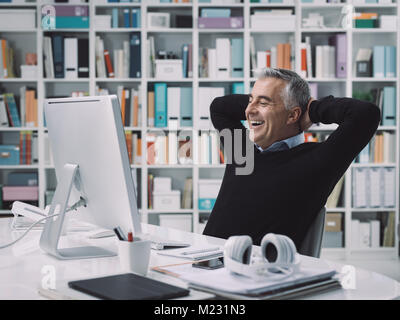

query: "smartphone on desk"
(192, 257), (224, 270)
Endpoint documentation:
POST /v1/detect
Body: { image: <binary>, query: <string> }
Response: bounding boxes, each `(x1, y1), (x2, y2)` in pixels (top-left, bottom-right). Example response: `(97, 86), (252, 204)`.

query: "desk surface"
(0, 218), (399, 300)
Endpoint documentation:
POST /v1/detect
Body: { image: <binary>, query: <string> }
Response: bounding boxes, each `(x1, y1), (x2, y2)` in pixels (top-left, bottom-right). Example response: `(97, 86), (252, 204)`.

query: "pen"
(116, 226), (127, 241)
(181, 247), (221, 256)
(127, 232), (133, 242)
(113, 227), (124, 241)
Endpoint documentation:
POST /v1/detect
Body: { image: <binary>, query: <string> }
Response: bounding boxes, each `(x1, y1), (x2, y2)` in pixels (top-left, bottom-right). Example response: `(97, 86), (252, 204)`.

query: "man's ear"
(286, 106), (302, 125)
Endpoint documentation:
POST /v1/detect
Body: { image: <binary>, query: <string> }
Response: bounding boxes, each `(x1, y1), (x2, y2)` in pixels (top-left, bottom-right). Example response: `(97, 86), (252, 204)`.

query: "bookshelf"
(0, 0), (398, 260)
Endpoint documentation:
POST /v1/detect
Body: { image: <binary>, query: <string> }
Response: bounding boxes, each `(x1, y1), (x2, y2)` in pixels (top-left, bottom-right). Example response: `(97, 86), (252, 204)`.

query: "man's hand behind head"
(299, 97), (315, 132)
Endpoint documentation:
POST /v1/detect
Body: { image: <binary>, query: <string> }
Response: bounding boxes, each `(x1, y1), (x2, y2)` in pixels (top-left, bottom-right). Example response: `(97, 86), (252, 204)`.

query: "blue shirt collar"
(255, 133), (305, 153)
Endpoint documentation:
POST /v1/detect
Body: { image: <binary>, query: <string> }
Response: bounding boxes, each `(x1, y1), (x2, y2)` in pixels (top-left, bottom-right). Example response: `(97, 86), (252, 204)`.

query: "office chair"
(299, 207), (326, 258)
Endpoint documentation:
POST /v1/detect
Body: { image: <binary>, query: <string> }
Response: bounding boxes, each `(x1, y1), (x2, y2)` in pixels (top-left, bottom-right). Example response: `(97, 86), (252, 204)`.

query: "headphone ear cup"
(261, 234), (297, 264)
(224, 235), (253, 264)
(261, 233), (279, 263)
(283, 236), (297, 263)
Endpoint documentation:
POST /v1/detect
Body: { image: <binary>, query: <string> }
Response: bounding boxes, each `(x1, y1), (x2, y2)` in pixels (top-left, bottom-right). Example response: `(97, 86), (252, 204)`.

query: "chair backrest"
(299, 207), (326, 258)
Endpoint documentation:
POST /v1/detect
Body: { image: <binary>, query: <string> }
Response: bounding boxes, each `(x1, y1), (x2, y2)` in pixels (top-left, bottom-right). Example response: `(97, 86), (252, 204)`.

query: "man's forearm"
(210, 94), (249, 131)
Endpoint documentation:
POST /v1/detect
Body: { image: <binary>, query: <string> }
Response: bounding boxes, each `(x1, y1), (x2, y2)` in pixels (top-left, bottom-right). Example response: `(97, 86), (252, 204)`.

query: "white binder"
(216, 38), (231, 78)
(383, 167), (395, 207)
(64, 38), (78, 79)
(167, 87), (180, 129)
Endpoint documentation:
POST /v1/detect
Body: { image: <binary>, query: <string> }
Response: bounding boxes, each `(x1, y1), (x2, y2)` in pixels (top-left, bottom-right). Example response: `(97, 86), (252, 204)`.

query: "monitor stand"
(39, 163), (116, 260)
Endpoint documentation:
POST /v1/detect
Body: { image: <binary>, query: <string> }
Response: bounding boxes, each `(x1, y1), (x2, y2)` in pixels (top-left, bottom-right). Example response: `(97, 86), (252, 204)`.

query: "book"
(326, 175), (344, 208)
(154, 83), (167, 127)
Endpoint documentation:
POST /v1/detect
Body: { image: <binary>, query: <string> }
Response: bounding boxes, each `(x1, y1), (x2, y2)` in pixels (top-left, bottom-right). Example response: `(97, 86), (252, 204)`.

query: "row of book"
(351, 213), (395, 248)
(96, 85), (142, 127)
(353, 86), (396, 126)
(43, 36), (89, 79)
(0, 39), (16, 79)
(356, 132), (396, 164)
(199, 38), (244, 79)
(0, 90), (37, 128)
(355, 46), (396, 78)
(352, 167), (395, 209)
(250, 36), (294, 77)
(111, 8), (141, 28)
(146, 131), (193, 165)
(147, 85), (193, 128)
(125, 131), (142, 165)
(95, 33), (141, 79)
(198, 131), (225, 165)
(300, 34), (346, 79)
(0, 132), (38, 165)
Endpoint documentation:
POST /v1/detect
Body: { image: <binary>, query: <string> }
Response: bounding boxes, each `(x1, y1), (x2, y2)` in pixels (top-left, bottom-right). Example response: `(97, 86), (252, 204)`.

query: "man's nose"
(246, 102), (257, 115)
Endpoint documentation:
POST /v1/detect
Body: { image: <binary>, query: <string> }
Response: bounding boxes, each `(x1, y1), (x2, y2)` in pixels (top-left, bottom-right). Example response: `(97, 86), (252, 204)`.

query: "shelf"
(95, 3), (142, 7)
(326, 208), (346, 212)
(353, 4), (398, 8)
(0, 165), (38, 169)
(147, 209), (194, 214)
(95, 28), (141, 33)
(0, 78), (38, 82)
(146, 78), (193, 83)
(43, 78), (90, 83)
(301, 3), (346, 8)
(147, 3), (193, 8)
(0, 127), (39, 132)
(95, 78), (141, 82)
(199, 77), (245, 82)
(352, 77), (398, 82)
(305, 77), (347, 82)
(147, 165), (194, 169)
(42, 29), (89, 33)
(147, 28), (193, 33)
(351, 208), (397, 212)
(301, 28), (347, 33)
(353, 28), (398, 33)
(352, 163), (396, 168)
(0, 29), (37, 33)
(251, 29), (295, 34)
(198, 29), (244, 33)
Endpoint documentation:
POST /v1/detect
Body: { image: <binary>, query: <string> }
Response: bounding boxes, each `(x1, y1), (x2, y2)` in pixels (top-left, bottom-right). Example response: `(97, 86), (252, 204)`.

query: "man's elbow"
(366, 102), (381, 129)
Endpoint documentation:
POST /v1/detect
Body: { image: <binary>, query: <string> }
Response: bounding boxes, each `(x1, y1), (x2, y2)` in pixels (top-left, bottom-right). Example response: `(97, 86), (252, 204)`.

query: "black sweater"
(203, 94), (381, 249)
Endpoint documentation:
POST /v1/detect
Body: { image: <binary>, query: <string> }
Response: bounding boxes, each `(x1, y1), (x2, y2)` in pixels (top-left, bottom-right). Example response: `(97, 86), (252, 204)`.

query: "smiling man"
(203, 68), (380, 250)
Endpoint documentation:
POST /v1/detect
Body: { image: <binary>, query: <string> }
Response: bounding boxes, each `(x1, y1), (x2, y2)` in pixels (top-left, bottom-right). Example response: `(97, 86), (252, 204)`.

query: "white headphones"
(224, 233), (301, 280)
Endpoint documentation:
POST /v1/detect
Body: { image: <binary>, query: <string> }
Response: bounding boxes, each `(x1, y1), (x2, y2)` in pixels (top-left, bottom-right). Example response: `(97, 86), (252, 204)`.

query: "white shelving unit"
(0, 0), (398, 260)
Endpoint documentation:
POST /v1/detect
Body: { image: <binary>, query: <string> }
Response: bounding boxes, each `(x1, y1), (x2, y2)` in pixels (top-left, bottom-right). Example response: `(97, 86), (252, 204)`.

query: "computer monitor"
(41, 95), (142, 260)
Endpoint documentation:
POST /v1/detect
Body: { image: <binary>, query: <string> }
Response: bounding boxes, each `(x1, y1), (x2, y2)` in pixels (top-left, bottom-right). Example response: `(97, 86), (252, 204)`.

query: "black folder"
(68, 273), (190, 300)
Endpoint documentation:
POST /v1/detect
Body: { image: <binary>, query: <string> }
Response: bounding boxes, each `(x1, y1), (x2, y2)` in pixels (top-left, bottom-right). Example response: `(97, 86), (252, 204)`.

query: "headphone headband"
(224, 233), (300, 280)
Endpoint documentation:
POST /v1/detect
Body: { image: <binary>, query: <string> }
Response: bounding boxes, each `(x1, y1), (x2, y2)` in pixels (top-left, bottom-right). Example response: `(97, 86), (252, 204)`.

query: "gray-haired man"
(203, 68), (380, 249)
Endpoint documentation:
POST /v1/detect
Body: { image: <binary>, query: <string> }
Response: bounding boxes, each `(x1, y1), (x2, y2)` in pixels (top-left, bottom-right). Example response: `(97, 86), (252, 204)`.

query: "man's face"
(245, 77), (291, 149)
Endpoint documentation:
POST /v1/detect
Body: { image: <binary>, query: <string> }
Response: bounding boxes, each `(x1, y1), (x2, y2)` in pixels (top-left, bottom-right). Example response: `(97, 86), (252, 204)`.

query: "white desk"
(0, 218), (399, 300)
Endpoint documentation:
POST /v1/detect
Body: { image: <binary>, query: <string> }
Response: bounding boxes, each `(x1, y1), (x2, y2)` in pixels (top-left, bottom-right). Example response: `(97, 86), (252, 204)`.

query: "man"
(203, 68), (380, 249)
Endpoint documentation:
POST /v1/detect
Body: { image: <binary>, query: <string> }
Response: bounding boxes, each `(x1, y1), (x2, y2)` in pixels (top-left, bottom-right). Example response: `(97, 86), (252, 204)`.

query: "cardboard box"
(20, 65), (38, 79)
(0, 146), (20, 165)
(322, 231), (343, 248)
(159, 214), (192, 232)
(198, 179), (222, 210)
(155, 59), (183, 79)
(325, 213), (342, 232)
(94, 15), (111, 29)
(153, 177), (172, 192)
(153, 190), (181, 210)
(0, 9), (36, 30)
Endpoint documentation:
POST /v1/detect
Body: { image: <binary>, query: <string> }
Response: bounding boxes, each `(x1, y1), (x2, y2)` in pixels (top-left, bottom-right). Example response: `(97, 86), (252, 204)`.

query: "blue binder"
(200, 8), (231, 18)
(123, 9), (130, 28)
(155, 83), (168, 127)
(373, 46), (385, 78)
(112, 8), (118, 28)
(180, 87), (193, 127)
(182, 44), (189, 78)
(384, 46), (396, 78)
(231, 38), (244, 78)
(382, 87), (396, 126)
(131, 8), (141, 28)
(129, 32), (141, 78)
(4, 94), (21, 127)
(232, 82), (244, 94)
(52, 35), (64, 78)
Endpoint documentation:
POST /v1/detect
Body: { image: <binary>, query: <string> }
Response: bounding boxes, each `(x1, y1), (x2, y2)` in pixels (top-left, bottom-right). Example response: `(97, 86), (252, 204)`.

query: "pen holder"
(118, 237), (151, 276)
